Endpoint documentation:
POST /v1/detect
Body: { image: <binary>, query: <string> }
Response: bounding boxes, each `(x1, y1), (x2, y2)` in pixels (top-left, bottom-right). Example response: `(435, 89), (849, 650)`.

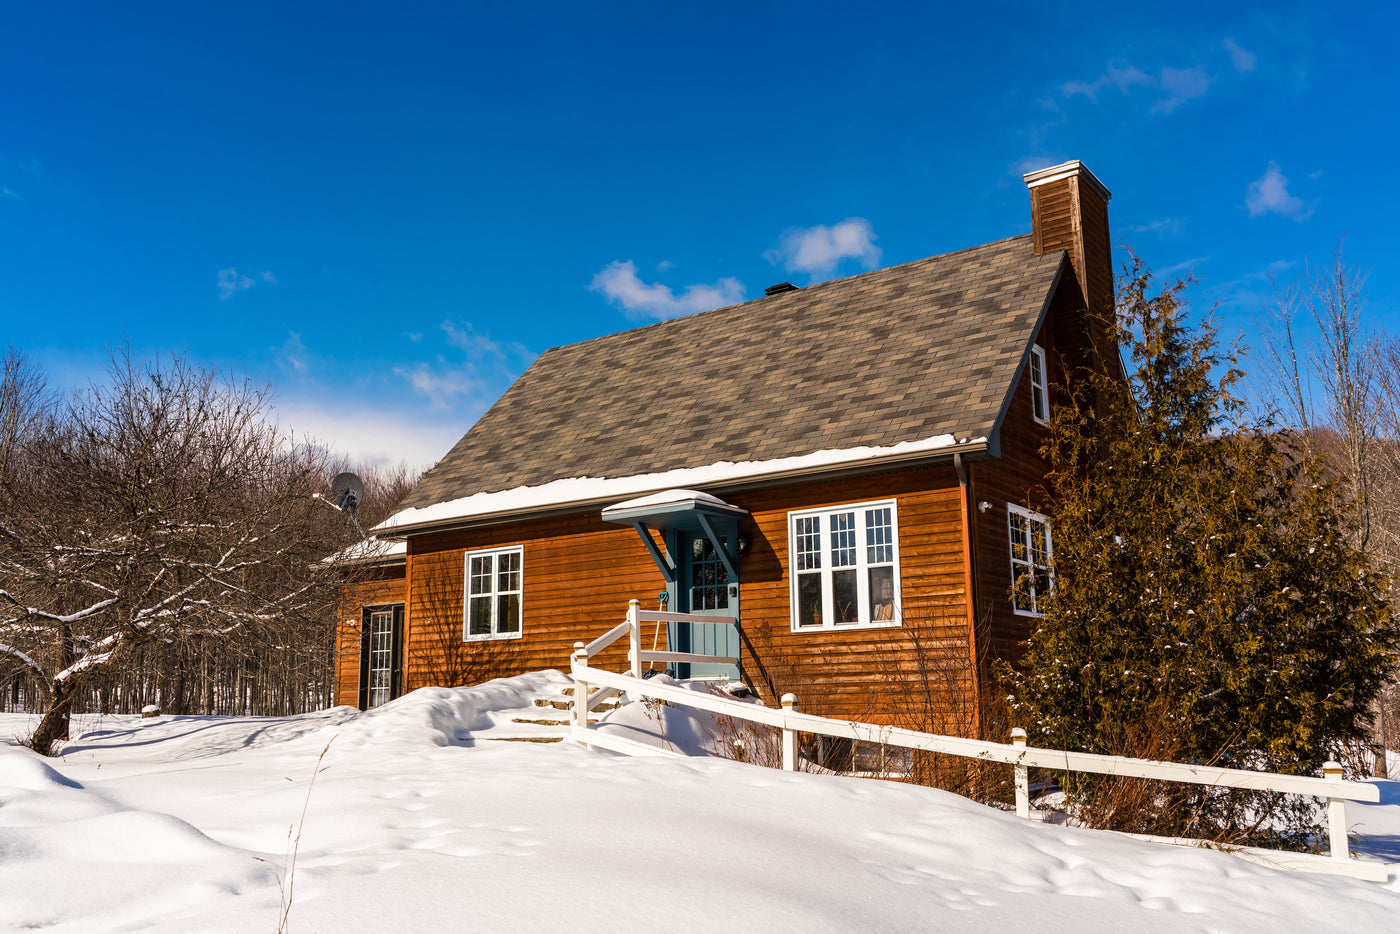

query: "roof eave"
(378, 439), (993, 539)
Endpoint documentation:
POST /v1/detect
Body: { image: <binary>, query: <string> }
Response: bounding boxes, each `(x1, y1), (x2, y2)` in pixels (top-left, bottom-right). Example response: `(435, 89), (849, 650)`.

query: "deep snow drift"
(2, 671), (1399, 933)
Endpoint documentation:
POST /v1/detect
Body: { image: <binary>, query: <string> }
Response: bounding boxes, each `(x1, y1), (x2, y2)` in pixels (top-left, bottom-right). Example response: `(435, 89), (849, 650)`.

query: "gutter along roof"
(378, 234), (1066, 536)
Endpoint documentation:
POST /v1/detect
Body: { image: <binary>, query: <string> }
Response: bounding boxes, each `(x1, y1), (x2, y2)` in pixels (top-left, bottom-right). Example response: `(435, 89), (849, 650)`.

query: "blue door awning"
(601, 490), (749, 582)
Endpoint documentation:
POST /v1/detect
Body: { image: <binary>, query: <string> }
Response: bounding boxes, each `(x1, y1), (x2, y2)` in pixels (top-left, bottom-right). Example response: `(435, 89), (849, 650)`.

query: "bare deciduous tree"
(1257, 245), (1398, 777)
(0, 351), (356, 753)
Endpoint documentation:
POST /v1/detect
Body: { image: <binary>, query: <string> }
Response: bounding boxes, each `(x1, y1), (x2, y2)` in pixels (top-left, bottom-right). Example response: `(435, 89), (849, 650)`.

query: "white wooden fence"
(569, 600), (1388, 883)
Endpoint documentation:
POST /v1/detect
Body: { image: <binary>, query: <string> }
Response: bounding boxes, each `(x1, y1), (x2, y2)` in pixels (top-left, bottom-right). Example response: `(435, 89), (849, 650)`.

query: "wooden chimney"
(1023, 160), (1113, 318)
(1024, 160), (1116, 372)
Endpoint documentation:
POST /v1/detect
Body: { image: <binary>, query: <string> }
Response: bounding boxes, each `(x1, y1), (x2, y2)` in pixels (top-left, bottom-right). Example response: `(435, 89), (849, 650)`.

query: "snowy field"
(3, 672), (1400, 933)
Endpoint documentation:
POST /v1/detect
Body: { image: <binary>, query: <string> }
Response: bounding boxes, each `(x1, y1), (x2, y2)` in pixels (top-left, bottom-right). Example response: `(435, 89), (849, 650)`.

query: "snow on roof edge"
(375, 433), (981, 535)
(323, 537), (408, 565)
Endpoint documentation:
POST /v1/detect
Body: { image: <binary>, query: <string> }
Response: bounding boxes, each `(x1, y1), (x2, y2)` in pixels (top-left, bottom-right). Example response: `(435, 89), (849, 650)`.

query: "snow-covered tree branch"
(0, 348), (362, 753)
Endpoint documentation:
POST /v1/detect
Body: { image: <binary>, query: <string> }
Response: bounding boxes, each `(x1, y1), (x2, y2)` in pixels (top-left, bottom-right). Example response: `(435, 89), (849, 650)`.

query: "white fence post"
(571, 642), (590, 745)
(1323, 760), (1349, 860)
(627, 599), (641, 677)
(781, 694), (798, 771)
(1011, 727), (1030, 820)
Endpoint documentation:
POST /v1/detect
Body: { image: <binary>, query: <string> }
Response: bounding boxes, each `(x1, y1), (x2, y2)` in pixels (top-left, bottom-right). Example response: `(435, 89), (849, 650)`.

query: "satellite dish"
(330, 472), (364, 514)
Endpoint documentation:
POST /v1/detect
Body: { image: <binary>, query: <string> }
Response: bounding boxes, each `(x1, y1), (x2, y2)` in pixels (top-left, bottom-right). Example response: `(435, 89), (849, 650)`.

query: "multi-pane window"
(790, 501), (900, 630)
(1030, 344), (1049, 424)
(367, 609), (395, 708)
(690, 536), (730, 610)
(464, 547), (523, 640)
(1007, 504), (1053, 615)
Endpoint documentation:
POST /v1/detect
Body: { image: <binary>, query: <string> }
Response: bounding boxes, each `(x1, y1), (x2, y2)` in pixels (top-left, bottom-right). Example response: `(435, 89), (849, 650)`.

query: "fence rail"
(567, 600), (1389, 883)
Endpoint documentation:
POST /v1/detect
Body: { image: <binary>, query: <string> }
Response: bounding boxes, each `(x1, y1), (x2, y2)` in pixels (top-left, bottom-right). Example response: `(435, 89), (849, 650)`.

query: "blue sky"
(3, 2), (1396, 468)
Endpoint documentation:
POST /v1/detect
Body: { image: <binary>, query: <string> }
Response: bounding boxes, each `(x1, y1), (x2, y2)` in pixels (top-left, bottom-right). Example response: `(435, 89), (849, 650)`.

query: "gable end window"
(1007, 504), (1052, 616)
(463, 547), (523, 640)
(789, 500), (900, 631)
(1030, 344), (1049, 425)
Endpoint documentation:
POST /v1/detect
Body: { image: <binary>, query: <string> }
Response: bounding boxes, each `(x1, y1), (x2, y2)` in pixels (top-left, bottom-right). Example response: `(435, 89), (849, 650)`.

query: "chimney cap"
(764, 282), (801, 297)
(1022, 160), (1111, 202)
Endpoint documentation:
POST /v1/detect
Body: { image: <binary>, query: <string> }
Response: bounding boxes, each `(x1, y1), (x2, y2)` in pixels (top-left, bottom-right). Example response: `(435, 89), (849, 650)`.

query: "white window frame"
(365, 606), (397, 709)
(463, 546), (524, 641)
(788, 499), (901, 632)
(1007, 503), (1053, 616)
(1030, 344), (1049, 425)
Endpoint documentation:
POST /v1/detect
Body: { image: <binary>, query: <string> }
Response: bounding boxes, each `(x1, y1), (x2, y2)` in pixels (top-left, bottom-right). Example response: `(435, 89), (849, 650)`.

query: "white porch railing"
(569, 600), (1388, 883)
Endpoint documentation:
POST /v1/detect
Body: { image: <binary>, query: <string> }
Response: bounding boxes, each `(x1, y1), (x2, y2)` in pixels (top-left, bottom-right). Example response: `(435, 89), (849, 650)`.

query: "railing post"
(1011, 727), (1030, 820)
(1323, 760), (1349, 860)
(781, 694), (798, 772)
(571, 642), (590, 746)
(628, 599), (641, 677)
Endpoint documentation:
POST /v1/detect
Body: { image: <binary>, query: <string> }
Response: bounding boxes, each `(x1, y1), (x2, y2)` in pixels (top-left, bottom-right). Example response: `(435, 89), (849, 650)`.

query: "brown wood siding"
(380, 468), (976, 731)
(731, 469), (974, 731)
(969, 319), (1063, 674)
(334, 571), (407, 708)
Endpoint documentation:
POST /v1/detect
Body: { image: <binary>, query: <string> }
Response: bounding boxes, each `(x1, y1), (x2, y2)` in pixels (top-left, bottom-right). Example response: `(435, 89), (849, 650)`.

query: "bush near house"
(1008, 257), (1400, 846)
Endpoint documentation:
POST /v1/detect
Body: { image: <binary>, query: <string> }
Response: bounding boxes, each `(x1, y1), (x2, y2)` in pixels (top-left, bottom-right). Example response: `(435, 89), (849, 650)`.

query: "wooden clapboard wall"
(376, 466), (978, 728)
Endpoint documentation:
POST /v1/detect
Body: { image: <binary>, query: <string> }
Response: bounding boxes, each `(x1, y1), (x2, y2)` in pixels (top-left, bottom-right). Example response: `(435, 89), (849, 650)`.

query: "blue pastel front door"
(672, 530), (740, 681)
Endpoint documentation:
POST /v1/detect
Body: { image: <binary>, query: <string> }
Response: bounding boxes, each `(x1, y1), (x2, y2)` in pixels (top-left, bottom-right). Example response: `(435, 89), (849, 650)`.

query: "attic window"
(1030, 344), (1049, 425)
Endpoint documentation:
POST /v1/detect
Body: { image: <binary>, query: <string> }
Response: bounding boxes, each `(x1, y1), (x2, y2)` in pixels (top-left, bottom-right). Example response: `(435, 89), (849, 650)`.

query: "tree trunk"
(29, 680), (75, 756)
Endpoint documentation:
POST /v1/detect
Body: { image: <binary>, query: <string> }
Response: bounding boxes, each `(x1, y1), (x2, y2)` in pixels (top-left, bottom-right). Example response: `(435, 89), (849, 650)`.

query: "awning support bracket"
(633, 521), (676, 583)
(695, 511), (739, 581)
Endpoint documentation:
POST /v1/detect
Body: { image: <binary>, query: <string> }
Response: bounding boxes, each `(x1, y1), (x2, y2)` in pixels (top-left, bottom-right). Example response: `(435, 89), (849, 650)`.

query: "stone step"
(533, 698), (622, 711)
(480, 735), (565, 744)
(511, 716), (597, 726)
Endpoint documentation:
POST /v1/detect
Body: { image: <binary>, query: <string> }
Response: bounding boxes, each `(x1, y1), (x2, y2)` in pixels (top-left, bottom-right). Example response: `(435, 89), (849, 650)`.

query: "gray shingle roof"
(401, 234), (1065, 511)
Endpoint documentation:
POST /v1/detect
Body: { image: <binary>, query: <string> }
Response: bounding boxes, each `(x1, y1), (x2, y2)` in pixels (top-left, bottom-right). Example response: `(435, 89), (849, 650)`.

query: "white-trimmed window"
(1007, 504), (1052, 615)
(790, 500), (900, 630)
(1030, 344), (1049, 424)
(464, 547), (523, 640)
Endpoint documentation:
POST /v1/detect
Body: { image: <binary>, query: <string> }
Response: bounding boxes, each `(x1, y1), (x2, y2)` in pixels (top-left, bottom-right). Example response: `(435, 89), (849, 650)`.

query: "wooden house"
(336, 160), (1119, 736)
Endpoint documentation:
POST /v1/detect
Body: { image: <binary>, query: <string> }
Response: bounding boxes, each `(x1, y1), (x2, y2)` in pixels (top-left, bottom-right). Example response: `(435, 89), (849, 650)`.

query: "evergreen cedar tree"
(1007, 256), (1400, 841)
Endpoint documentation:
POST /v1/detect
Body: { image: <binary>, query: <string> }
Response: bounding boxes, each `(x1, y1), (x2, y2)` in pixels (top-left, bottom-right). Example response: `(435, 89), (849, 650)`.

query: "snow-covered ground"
(3, 672), (1400, 933)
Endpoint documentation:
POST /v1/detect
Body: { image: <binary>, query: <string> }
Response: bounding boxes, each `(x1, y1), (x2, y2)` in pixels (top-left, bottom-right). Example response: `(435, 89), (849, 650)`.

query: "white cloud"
(1223, 38), (1256, 72)
(1159, 256), (1211, 277)
(217, 267), (255, 299)
(440, 320), (532, 369)
(217, 267), (276, 298)
(276, 330), (309, 374)
(1246, 162), (1313, 221)
(395, 321), (537, 411)
(394, 362), (479, 410)
(590, 261), (746, 321)
(764, 218), (882, 280)
(0, 185), (19, 201)
(1061, 62), (1153, 100)
(1126, 218), (1182, 236)
(1246, 259), (1295, 282)
(1154, 66), (1215, 113)
(1061, 60), (1214, 114)
(274, 400), (464, 472)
